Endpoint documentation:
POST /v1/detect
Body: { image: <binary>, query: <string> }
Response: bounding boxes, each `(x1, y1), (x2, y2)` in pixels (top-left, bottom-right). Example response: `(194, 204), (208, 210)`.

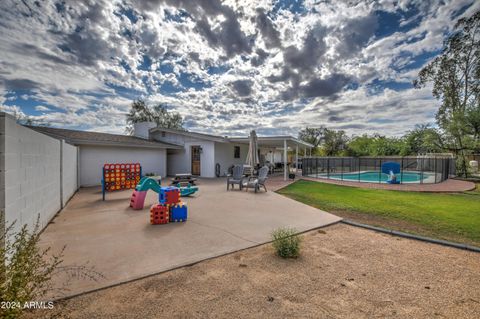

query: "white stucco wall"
(167, 150), (187, 176)
(199, 141), (215, 177)
(79, 145), (167, 186)
(167, 141), (215, 177)
(2, 115), (62, 233)
(214, 142), (249, 176)
(152, 131), (217, 178)
(62, 140), (78, 205)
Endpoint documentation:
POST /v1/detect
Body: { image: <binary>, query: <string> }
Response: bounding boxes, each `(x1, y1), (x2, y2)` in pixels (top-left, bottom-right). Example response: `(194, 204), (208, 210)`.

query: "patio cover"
(229, 135), (314, 180)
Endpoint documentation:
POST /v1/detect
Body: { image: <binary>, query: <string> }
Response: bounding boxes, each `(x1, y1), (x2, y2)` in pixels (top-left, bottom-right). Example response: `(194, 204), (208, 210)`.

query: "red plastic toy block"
(150, 204), (169, 225)
(159, 186), (180, 205)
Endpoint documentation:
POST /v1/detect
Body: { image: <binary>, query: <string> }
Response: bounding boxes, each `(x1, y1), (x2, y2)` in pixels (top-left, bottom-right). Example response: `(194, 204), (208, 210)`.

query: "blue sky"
(0, 0), (478, 136)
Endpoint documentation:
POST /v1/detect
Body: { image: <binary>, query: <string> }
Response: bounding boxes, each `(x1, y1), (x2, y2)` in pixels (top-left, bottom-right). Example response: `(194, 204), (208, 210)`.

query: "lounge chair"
(244, 166), (268, 193)
(227, 165), (245, 190)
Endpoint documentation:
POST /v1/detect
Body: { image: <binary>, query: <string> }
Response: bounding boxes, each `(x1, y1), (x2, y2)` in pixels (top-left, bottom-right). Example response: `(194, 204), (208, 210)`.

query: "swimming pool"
(317, 171), (433, 183)
(302, 157), (453, 184)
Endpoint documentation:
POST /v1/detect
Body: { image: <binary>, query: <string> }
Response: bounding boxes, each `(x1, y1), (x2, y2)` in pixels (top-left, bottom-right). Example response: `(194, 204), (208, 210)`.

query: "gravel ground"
(26, 224), (480, 319)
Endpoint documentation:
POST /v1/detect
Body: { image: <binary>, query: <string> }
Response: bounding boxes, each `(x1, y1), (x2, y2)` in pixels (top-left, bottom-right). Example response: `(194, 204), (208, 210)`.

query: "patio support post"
(284, 139), (287, 181)
(295, 144), (299, 174)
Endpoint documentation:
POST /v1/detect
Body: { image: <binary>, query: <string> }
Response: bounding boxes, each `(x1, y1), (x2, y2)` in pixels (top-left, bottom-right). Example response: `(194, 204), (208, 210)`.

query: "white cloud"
(0, 104), (26, 118)
(34, 105), (50, 112)
(0, 0), (476, 137)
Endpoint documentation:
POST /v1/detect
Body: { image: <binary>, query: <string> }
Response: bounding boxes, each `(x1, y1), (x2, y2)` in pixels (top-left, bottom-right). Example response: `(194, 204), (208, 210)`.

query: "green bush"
(271, 227), (301, 258)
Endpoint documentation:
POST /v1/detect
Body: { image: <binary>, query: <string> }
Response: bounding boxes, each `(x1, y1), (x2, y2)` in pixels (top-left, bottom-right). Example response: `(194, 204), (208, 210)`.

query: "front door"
(191, 146), (201, 175)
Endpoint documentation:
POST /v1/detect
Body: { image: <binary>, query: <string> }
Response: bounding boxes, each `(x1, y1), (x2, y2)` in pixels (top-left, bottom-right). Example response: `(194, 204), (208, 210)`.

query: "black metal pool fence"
(302, 156), (455, 184)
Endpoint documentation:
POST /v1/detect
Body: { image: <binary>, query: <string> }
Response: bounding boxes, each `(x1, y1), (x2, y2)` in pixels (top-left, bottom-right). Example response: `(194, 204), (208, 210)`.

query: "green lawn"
(278, 180), (480, 246)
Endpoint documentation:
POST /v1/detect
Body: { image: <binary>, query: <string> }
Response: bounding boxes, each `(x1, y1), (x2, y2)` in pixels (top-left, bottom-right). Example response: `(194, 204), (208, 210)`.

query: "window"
(161, 131), (166, 137)
(234, 146), (240, 158)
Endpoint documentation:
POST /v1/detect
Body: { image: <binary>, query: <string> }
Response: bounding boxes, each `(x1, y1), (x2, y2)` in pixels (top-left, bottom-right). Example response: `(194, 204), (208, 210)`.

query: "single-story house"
(29, 122), (313, 186)
(0, 112), (312, 234)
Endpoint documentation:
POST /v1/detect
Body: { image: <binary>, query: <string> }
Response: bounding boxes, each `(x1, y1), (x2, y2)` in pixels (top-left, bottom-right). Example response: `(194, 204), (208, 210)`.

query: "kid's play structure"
(130, 177), (198, 210)
(150, 186), (188, 225)
(174, 183), (199, 197)
(382, 162), (401, 184)
(102, 163), (142, 200)
(130, 180), (189, 224)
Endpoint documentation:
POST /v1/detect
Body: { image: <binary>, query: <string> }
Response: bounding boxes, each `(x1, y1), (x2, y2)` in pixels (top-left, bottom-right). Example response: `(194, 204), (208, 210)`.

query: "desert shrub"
(0, 218), (103, 318)
(0, 219), (63, 318)
(271, 227), (301, 258)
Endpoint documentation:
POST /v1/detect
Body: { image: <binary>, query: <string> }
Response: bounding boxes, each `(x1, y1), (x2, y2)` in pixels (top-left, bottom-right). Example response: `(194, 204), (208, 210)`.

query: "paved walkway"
(301, 176), (475, 192)
(265, 174), (297, 191)
(39, 178), (340, 299)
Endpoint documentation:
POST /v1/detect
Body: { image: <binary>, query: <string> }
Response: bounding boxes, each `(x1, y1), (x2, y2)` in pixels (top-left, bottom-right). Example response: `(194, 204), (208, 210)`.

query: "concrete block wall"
(0, 115), (5, 240)
(0, 113), (78, 234)
(62, 140), (78, 206)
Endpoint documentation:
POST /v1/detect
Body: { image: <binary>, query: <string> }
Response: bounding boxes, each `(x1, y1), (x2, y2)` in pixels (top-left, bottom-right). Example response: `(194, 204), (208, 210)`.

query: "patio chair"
(227, 165), (245, 190)
(244, 166), (269, 193)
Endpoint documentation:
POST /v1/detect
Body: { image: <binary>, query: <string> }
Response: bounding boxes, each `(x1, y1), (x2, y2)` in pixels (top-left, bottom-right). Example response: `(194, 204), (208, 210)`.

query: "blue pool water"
(319, 171), (431, 183)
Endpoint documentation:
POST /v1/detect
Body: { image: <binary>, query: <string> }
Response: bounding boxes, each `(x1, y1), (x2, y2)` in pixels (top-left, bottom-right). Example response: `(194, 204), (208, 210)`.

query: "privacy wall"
(62, 140), (78, 206)
(0, 113), (78, 234)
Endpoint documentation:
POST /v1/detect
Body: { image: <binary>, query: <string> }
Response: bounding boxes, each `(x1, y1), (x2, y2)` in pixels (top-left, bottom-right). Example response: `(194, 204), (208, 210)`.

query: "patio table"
(171, 173), (197, 185)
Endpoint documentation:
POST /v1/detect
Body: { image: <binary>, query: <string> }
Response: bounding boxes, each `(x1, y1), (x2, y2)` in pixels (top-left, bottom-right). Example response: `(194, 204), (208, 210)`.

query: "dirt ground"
(26, 224), (480, 319)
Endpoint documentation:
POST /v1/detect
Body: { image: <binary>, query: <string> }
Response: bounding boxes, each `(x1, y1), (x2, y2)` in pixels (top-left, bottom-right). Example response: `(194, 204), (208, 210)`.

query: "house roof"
(149, 127), (229, 143)
(150, 127), (314, 148)
(26, 124), (313, 150)
(26, 126), (182, 149)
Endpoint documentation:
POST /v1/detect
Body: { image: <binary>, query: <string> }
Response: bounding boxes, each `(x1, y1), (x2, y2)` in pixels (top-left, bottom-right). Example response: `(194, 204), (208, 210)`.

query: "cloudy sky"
(0, 0), (478, 137)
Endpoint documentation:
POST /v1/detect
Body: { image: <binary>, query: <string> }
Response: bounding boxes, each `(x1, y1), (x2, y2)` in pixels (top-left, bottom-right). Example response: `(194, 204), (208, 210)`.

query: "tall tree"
(347, 134), (407, 156)
(298, 127), (326, 154)
(126, 99), (184, 135)
(466, 103), (480, 151)
(403, 124), (444, 155)
(414, 11), (480, 177)
(346, 134), (373, 157)
(322, 128), (349, 156)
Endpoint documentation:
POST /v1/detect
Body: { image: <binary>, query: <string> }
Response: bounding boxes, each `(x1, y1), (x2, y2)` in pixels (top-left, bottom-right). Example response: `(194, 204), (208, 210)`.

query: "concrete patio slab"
(39, 178), (340, 299)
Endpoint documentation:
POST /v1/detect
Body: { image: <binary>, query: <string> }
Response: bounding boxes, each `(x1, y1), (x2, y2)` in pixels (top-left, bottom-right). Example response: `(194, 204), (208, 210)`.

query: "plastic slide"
(129, 177), (162, 210)
(381, 162), (401, 184)
(136, 176), (162, 192)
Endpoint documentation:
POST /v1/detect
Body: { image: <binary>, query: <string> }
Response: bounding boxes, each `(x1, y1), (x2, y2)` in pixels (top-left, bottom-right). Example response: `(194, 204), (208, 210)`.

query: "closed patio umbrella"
(245, 130), (260, 168)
